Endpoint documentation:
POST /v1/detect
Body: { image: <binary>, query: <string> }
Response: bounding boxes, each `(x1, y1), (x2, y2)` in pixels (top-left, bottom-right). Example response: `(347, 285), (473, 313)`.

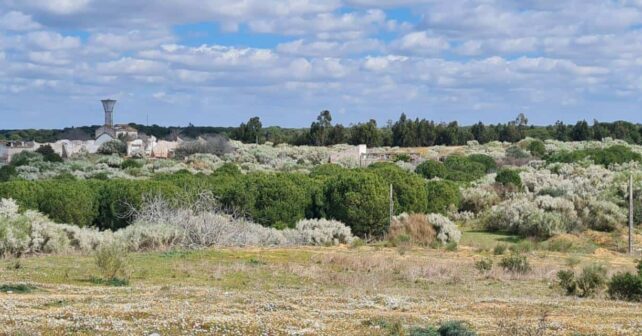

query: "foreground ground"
(0, 234), (641, 335)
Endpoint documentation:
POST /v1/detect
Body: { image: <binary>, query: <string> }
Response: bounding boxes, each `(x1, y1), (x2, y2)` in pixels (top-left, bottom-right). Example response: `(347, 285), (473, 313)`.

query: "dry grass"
(0, 245), (640, 335)
(388, 214), (437, 247)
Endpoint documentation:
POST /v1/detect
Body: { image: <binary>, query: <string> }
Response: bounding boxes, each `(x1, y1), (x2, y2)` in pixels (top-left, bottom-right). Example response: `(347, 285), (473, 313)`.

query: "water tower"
(101, 99), (117, 128)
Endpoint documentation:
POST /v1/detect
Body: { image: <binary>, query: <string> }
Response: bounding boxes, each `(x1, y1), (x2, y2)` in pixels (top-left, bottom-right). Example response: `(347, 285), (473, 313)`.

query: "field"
(1, 230), (640, 335)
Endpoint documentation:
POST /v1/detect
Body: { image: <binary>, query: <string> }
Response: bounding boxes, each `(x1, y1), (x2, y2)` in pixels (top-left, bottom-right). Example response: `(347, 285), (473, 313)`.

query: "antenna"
(101, 99), (117, 128)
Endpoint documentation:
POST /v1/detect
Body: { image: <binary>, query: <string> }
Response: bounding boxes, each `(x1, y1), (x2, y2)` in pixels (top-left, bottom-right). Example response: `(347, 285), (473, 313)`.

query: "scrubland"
(1, 137), (642, 335)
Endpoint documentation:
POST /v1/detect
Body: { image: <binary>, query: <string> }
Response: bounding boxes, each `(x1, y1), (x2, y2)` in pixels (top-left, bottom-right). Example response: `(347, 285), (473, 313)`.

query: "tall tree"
(310, 110), (333, 146)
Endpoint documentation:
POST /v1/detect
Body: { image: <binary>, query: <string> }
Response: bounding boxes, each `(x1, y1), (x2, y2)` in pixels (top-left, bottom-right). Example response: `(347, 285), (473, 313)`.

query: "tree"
(349, 120), (383, 147)
(571, 120), (591, 141)
(310, 110), (333, 146)
(35, 145), (63, 162)
(235, 117), (263, 144)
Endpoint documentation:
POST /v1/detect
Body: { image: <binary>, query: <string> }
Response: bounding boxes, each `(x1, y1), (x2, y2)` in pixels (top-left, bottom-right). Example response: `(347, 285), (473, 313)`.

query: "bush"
(121, 158), (144, 169)
(493, 244), (507, 255)
(10, 151), (42, 167)
(460, 187), (500, 214)
(38, 180), (99, 227)
(557, 269), (577, 295)
(426, 180), (461, 214)
(0, 165), (17, 182)
(575, 264), (608, 297)
(428, 213), (461, 244)
(389, 213), (436, 247)
(224, 173), (311, 228)
(546, 145), (641, 167)
(527, 140), (546, 157)
(293, 218), (354, 245)
(394, 153), (412, 162)
(506, 146), (530, 159)
(35, 145), (63, 163)
(369, 163), (429, 214)
(97, 140), (126, 155)
(468, 154), (497, 173)
(443, 156), (486, 182)
(94, 242), (129, 282)
(475, 258), (493, 273)
(437, 321), (477, 336)
(499, 253), (531, 274)
(323, 170), (389, 237)
(607, 272), (642, 301)
(415, 160), (447, 179)
(174, 135), (233, 158)
(495, 169), (522, 188)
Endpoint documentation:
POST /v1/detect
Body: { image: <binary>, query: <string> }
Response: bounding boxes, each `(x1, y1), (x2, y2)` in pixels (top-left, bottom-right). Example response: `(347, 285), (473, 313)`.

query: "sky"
(1, 0), (642, 129)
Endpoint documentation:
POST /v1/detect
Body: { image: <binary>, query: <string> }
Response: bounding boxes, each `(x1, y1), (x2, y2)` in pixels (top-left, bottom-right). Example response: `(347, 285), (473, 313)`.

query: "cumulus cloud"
(0, 0), (642, 128)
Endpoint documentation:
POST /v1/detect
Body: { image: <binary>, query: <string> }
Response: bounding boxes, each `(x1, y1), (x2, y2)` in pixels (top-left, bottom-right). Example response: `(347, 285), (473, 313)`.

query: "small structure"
(0, 141), (40, 164)
(95, 99), (138, 144)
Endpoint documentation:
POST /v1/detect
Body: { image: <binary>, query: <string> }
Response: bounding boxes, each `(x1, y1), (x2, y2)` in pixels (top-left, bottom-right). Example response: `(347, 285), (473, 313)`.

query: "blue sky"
(1, 1), (642, 129)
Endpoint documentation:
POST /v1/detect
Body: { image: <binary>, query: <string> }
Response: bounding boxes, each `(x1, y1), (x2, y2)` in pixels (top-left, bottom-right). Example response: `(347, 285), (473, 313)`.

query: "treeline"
(3, 112), (642, 146)
(0, 162), (465, 237)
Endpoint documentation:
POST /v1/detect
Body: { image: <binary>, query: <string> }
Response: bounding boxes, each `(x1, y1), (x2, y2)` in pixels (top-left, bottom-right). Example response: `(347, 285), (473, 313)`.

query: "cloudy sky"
(1, 0), (642, 129)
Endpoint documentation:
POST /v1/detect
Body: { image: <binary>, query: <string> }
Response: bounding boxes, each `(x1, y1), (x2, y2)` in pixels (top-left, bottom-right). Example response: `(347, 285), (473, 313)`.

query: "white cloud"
(25, 31), (81, 50)
(0, 11), (42, 31)
(394, 31), (449, 53)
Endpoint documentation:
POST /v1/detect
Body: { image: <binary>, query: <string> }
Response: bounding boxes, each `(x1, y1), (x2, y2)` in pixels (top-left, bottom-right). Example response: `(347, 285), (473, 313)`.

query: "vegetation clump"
(499, 253), (531, 274)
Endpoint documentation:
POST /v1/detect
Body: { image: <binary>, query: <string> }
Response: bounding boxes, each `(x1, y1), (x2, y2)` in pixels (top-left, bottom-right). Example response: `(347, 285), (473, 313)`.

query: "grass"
(0, 283), (36, 293)
(0, 245), (640, 335)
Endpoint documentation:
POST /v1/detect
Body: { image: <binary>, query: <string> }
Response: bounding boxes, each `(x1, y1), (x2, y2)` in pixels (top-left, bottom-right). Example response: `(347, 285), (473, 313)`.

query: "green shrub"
(499, 253), (531, 274)
(0, 165), (17, 182)
(38, 180), (99, 227)
(310, 163), (347, 178)
(121, 158), (144, 169)
(35, 145), (63, 162)
(425, 180), (461, 214)
(94, 243), (129, 283)
(557, 269), (577, 295)
(233, 173), (311, 228)
(607, 272), (642, 301)
(394, 153), (412, 162)
(323, 170), (389, 237)
(368, 163), (429, 214)
(537, 187), (566, 197)
(575, 264), (607, 297)
(495, 169), (522, 188)
(468, 154), (497, 173)
(10, 151), (42, 167)
(0, 284), (36, 293)
(493, 244), (507, 255)
(474, 258), (493, 273)
(443, 156), (486, 182)
(415, 160), (447, 179)
(506, 146), (530, 159)
(445, 241), (458, 251)
(527, 140), (546, 157)
(547, 145), (641, 167)
(437, 321), (477, 336)
(95, 180), (182, 230)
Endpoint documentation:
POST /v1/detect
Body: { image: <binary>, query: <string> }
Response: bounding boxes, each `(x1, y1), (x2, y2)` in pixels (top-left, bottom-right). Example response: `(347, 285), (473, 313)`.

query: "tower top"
(101, 99), (116, 128)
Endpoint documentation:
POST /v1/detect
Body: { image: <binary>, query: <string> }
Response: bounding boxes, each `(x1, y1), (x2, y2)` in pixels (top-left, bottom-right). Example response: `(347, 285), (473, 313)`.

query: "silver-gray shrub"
(427, 213), (461, 244)
(120, 193), (355, 249)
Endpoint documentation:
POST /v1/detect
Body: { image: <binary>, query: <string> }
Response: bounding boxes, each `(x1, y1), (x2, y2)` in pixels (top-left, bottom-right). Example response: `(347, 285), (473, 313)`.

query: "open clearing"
(1, 234), (640, 335)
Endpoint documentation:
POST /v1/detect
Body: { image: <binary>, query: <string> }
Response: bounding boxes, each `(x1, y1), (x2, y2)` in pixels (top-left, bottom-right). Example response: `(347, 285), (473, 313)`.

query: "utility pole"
(629, 174), (634, 255)
(389, 184), (394, 226)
